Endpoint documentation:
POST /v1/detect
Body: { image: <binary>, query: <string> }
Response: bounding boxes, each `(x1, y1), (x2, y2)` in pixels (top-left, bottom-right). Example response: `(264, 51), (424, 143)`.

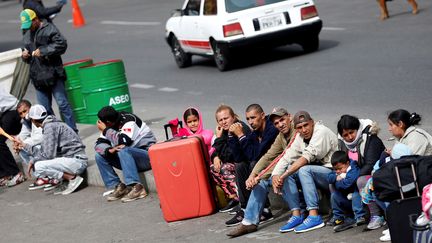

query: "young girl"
(179, 107), (214, 156)
(387, 109), (432, 156)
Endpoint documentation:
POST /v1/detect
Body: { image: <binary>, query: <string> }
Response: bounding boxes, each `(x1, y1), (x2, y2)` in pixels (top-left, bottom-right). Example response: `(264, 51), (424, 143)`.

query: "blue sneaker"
(279, 215), (304, 233)
(294, 215), (325, 233)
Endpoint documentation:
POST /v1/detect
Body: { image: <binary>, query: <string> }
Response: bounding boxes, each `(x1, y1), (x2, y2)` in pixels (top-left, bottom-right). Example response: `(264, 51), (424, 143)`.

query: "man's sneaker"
(121, 183), (148, 203)
(380, 229), (391, 242)
(356, 216), (367, 226)
(294, 215), (325, 233)
(334, 217), (356, 232)
(326, 216), (344, 226)
(367, 216), (386, 230)
(259, 209), (274, 224)
(61, 175), (84, 195)
(228, 205), (241, 215)
(44, 178), (62, 191)
(6, 172), (25, 187)
(219, 199), (239, 213)
(53, 182), (69, 195)
(226, 223), (257, 238)
(280, 215), (304, 233)
(107, 183), (130, 201)
(29, 177), (50, 190)
(225, 210), (244, 227)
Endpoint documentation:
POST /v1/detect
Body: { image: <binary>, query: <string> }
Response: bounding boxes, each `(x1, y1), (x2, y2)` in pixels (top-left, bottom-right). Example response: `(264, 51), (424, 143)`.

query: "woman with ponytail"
(387, 109), (432, 156)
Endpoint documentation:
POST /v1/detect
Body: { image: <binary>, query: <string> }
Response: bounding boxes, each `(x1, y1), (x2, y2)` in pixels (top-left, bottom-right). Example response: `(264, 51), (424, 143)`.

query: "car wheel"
(211, 41), (231, 71)
(300, 35), (319, 53)
(171, 36), (192, 68)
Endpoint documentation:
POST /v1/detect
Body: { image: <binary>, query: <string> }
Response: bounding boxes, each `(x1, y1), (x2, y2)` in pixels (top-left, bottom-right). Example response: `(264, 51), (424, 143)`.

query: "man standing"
(23, 0), (66, 23)
(20, 9), (77, 132)
(16, 105), (87, 195)
(95, 106), (157, 203)
(0, 89), (24, 187)
(227, 107), (296, 237)
(272, 111), (338, 233)
(225, 104), (279, 226)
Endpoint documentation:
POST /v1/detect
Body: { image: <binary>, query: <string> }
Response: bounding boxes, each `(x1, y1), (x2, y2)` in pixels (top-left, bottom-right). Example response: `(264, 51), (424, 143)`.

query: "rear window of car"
(225, 0), (287, 13)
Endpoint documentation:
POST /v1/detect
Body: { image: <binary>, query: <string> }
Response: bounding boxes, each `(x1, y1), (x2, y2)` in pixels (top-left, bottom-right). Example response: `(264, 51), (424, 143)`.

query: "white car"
(165, 0), (322, 71)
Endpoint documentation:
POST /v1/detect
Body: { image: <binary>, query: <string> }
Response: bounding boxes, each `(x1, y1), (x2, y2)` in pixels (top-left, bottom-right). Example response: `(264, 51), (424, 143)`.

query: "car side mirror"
(171, 9), (184, 17)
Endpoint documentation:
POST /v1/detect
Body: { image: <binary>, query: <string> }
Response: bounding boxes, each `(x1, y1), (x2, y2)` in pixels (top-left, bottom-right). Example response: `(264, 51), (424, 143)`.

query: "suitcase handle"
(394, 161), (420, 199)
(409, 214), (431, 231)
(164, 121), (183, 140)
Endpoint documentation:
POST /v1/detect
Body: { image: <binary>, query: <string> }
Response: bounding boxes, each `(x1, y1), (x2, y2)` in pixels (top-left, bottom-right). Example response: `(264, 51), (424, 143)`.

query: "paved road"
(1, 0), (431, 242)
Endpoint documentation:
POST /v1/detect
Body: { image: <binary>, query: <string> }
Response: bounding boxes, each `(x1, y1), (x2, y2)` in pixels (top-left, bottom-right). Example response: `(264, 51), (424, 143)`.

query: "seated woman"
(387, 109), (432, 156)
(335, 115), (386, 230)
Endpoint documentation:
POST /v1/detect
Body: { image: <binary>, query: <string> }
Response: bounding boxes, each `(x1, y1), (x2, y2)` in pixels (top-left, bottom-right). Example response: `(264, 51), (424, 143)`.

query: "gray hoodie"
(24, 115), (86, 162)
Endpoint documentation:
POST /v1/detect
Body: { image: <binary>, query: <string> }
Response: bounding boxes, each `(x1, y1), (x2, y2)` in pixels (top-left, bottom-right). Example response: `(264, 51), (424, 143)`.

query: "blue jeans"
(35, 79), (77, 132)
(283, 165), (331, 211)
(95, 147), (152, 189)
(330, 188), (365, 220)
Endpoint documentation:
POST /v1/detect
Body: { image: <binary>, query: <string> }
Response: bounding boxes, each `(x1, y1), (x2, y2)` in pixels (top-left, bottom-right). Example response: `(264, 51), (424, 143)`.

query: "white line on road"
(0, 20), (20, 24)
(100, 20), (161, 26)
(323, 27), (345, 31)
(130, 83), (155, 89)
(158, 87), (179, 92)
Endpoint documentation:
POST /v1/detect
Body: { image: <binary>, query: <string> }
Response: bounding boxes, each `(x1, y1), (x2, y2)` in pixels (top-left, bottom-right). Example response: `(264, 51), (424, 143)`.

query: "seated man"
(17, 105), (87, 195)
(13, 99), (43, 178)
(272, 111), (338, 233)
(95, 106), (157, 203)
(227, 107), (296, 237)
(226, 104), (279, 226)
(0, 89), (23, 187)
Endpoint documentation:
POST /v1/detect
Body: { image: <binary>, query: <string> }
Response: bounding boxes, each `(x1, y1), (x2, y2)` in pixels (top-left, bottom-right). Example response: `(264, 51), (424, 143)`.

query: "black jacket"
(23, 0), (63, 22)
(211, 120), (250, 163)
(339, 125), (385, 176)
(23, 21), (67, 88)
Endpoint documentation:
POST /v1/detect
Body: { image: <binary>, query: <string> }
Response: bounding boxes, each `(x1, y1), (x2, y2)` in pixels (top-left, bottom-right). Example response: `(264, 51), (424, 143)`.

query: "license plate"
(259, 14), (283, 30)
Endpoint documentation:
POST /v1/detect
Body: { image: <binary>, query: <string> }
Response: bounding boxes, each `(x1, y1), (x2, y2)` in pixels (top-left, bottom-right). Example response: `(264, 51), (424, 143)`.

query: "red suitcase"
(149, 134), (216, 222)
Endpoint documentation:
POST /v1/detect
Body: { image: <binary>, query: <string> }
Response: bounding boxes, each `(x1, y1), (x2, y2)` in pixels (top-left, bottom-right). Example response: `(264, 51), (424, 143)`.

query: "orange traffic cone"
(71, 0), (85, 28)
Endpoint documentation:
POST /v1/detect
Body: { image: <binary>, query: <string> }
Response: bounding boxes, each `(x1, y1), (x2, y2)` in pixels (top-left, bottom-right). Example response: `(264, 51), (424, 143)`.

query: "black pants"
(235, 161), (270, 209)
(0, 110), (22, 178)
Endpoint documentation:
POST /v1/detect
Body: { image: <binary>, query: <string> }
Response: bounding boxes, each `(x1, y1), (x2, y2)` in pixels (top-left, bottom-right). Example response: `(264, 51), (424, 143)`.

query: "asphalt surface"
(1, 0), (431, 242)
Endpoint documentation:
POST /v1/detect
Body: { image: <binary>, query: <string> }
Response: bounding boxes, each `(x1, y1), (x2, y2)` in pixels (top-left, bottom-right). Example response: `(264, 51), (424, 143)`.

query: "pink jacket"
(178, 107), (215, 156)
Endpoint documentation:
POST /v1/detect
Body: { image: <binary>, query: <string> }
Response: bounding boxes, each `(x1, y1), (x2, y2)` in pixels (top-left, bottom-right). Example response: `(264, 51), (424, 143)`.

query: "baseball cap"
(20, 9), (37, 30)
(293, 111), (313, 126)
(28, 104), (48, 120)
(269, 107), (289, 120)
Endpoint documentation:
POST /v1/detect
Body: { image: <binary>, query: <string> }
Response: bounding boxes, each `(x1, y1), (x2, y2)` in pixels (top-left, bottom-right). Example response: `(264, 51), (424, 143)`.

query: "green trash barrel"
(64, 59), (93, 124)
(79, 60), (133, 124)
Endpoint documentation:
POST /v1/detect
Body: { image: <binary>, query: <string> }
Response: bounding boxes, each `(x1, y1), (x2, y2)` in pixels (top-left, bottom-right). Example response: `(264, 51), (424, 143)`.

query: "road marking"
(0, 20), (20, 24)
(323, 27), (345, 31)
(100, 20), (160, 26)
(159, 87), (179, 92)
(130, 83), (155, 89)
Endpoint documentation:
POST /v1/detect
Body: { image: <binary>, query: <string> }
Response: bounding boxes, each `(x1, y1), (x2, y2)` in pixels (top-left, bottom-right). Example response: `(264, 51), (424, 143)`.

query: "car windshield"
(225, 0), (287, 13)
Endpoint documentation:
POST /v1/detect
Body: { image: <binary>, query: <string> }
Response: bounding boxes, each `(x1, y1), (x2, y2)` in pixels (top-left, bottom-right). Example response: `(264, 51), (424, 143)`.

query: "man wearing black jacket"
(20, 9), (77, 132)
(225, 104), (279, 226)
(23, 0), (66, 23)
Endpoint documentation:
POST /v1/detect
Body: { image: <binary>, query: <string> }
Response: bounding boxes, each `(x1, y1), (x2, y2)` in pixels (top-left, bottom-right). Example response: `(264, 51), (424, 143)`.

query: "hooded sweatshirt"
(24, 115), (86, 162)
(178, 107), (214, 155)
(338, 119), (386, 176)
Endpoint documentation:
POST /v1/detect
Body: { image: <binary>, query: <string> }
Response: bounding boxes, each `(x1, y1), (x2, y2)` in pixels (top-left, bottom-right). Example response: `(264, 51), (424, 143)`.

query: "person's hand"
(228, 122), (244, 137)
(27, 161), (34, 179)
(12, 137), (23, 153)
(97, 120), (107, 132)
(272, 175), (283, 195)
(215, 125), (223, 138)
(108, 144), (125, 154)
(32, 49), (41, 57)
(22, 49), (30, 59)
(213, 156), (222, 173)
(246, 174), (260, 190)
(336, 175), (342, 181)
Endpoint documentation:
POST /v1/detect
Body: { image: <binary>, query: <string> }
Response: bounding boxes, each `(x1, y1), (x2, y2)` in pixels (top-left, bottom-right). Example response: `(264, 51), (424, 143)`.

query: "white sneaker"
(61, 176), (83, 195)
(380, 231), (391, 241)
(382, 229), (389, 235)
